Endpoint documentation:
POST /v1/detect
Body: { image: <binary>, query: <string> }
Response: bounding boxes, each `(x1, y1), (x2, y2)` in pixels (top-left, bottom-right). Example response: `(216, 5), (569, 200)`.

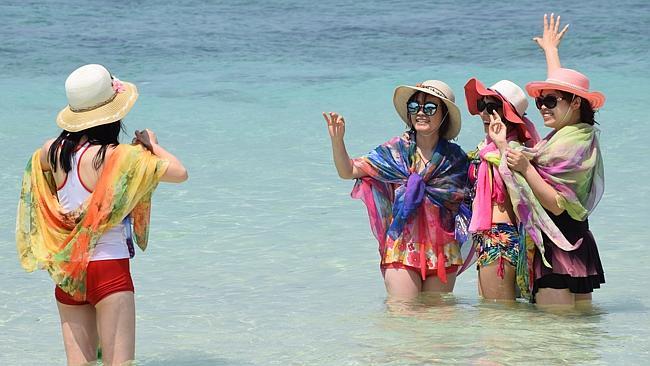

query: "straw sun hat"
(56, 64), (138, 132)
(393, 80), (462, 140)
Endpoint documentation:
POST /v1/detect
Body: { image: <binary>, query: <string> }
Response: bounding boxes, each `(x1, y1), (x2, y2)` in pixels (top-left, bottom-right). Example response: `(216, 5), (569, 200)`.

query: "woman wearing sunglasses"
(463, 79), (540, 301)
(490, 14), (606, 306)
(323, 80), (468, 299)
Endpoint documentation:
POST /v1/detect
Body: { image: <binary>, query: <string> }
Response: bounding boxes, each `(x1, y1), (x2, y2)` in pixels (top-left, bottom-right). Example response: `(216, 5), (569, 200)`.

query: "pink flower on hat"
(112, 78), (126, 93)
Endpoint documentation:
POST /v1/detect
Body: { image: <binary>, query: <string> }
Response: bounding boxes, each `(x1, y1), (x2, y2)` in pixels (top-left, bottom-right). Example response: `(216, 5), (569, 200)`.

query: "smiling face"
(407, 92), (445, 137)
(537, 89), (581, 130)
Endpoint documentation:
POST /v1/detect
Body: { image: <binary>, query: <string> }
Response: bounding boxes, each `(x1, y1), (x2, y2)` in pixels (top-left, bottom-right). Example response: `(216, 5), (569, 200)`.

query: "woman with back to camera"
(17, 64), (188, 365)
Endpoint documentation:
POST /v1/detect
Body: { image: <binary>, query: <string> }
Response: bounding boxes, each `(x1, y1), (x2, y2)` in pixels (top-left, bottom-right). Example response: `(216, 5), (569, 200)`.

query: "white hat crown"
(65, 64), (116, 112)
(490, 80), (528, 116)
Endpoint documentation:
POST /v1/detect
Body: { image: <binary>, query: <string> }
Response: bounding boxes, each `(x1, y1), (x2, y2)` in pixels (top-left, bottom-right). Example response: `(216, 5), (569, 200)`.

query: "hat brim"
(525, 81), (605, 110)
(393, 85), (461, 140)
(464, 78), (525, 125)
(56, 82), (138, 132)
(465, 78), (536, 142)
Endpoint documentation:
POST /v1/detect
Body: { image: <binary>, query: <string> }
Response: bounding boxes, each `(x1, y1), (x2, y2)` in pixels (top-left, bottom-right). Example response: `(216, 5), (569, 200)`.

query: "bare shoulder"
(41, 138), (56, 153)
(40, 139), (56, 170)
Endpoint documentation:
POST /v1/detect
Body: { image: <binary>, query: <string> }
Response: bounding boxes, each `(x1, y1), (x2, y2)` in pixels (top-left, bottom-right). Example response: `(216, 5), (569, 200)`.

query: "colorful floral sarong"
(16, 144), (169, 301)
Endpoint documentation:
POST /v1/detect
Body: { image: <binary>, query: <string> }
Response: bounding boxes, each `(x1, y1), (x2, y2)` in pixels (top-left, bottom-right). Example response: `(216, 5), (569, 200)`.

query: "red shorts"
(55, 259), (134, 306)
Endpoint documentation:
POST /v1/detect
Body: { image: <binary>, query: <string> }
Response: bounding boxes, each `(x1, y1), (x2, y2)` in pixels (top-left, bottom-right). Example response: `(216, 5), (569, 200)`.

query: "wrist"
(543, 47), (559, 54)
(331, 137), (345, 145)
(495, 140), (508, 151)
(522, 162), (534, 177)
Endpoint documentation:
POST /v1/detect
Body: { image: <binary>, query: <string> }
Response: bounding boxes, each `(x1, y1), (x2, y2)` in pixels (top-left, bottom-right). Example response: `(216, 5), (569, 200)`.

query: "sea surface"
(1, 1), (649, 365)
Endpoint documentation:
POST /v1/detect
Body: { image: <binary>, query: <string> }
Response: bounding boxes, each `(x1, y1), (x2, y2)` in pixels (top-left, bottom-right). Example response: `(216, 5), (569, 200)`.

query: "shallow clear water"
(1, 1), (649, 365)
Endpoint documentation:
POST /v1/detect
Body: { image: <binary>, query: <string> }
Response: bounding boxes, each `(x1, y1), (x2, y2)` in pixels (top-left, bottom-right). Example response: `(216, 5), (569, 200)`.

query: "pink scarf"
(469, 132), (518, 232)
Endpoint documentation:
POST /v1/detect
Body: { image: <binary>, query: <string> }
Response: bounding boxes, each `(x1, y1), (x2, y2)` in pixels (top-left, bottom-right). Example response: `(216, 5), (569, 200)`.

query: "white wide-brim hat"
(56, 64), (138, 132)
(393, 80), (462, 140)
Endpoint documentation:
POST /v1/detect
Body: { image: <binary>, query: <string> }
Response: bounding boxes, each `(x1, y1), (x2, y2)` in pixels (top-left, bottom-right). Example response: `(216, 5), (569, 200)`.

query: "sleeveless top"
(56, 142), (129, 261)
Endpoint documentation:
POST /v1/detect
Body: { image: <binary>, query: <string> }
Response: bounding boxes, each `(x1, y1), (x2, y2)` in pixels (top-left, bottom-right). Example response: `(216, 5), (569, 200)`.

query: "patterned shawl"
(351, 132), (469, 282)
(499, 123), (604, 290)
(16, 144), (169, 301)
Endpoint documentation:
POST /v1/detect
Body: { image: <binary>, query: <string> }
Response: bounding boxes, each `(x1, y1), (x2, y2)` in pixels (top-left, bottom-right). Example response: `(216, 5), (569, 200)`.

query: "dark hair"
(408, 92), (451, 139)
(48, 121), (123, 173)
(560, 91), (596, 125)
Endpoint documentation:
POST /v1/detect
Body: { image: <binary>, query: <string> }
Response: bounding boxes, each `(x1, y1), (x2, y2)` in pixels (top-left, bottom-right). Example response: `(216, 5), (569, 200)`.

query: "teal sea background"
(1, 1), (649, 364)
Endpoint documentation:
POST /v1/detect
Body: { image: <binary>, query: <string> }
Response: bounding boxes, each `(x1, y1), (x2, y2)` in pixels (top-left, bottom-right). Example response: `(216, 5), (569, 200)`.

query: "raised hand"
(133, 129), (158, 153)
(323, 112), (346, 142)
(533, 13), (569, 52)
(487, 111), (507, 148)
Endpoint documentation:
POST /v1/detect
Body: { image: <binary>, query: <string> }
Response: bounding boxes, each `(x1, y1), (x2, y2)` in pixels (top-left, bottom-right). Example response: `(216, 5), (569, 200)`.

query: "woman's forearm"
(544, 47), (562, 75)
(522, 164), (564, 215)
(331, 139), (356, 179)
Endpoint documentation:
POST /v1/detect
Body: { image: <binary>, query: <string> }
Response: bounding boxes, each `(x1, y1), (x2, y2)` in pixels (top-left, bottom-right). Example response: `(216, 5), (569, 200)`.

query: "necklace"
(416, 147), (432, 164)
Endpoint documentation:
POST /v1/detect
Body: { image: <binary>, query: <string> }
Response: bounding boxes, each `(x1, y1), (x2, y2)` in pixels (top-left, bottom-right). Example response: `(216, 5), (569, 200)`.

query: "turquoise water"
(1, 1), (649, 364)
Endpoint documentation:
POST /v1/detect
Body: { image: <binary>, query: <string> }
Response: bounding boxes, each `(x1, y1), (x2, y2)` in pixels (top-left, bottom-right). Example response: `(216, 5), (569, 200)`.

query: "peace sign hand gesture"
(487, 111), (507, 149)
(533, 13), (569, 52)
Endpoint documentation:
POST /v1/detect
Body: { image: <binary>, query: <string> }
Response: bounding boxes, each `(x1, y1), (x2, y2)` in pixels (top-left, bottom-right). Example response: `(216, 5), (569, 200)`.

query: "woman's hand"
(323, 112), (346, 142)
(505, 148), (530, 173)
(133, 129), (158, 153)
(487, 111), (507, 149)
(533, 13), (569, 52)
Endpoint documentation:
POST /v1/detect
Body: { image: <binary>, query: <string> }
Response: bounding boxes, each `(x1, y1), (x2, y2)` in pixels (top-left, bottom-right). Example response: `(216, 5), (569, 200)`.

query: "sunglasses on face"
(476, 99), (502, 114)
(407, 101), (439, 116)
(535, 95), (565, 109)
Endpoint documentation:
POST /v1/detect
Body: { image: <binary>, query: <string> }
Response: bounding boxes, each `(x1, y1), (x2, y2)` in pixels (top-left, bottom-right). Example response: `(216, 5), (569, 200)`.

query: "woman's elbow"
(162, 165), (188, 183)
(178, 168), (189, 182)
(173, 167), (189, 183)
(338, 171), (353, 180)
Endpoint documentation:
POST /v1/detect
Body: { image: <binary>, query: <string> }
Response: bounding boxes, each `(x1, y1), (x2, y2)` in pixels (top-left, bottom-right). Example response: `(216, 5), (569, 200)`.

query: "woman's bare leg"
(57, 302), (99, 365)
(95, 291), (135, 366)
(478, 262), (516, 301)
(536, 288), (575, 308)
(383, 268), (421, 299)
(422, 272), (456, 293)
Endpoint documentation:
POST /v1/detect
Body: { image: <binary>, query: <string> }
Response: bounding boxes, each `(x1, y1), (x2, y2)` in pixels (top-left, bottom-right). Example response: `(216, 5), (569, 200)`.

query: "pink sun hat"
(525, 68), (606, 109)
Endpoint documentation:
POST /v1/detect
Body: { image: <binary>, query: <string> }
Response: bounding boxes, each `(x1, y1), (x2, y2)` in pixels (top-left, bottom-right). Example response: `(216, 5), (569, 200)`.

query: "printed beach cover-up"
(351, 132), (470, 282)
(16, 144), (169, 301)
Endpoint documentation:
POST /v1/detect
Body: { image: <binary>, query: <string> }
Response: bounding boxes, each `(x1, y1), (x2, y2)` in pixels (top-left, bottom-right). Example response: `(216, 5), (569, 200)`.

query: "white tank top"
(56, 142), (129, 261)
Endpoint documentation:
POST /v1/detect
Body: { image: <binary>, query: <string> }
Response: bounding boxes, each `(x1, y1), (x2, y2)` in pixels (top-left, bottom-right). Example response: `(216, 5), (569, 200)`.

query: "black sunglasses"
(476, 99), (502, 114)
(407, 101), (438, 116)
(535, 95), (565, 110)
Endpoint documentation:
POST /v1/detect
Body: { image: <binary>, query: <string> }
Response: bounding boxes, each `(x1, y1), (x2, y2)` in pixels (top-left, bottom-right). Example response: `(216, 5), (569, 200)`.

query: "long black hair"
(560, 91), (597, 125)
(48, 121), (123, 173)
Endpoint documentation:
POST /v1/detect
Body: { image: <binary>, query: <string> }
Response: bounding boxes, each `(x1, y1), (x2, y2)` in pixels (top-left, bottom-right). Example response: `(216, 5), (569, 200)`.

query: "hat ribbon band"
(69, 91), (118, 113)
(421, 85), (448, 99)
(544, 78), (589, 93)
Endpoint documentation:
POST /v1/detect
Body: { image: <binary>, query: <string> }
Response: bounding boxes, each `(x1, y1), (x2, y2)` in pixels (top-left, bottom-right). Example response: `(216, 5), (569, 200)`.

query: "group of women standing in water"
(15, 12), (606, 366)
(324, 14), (606, 307)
